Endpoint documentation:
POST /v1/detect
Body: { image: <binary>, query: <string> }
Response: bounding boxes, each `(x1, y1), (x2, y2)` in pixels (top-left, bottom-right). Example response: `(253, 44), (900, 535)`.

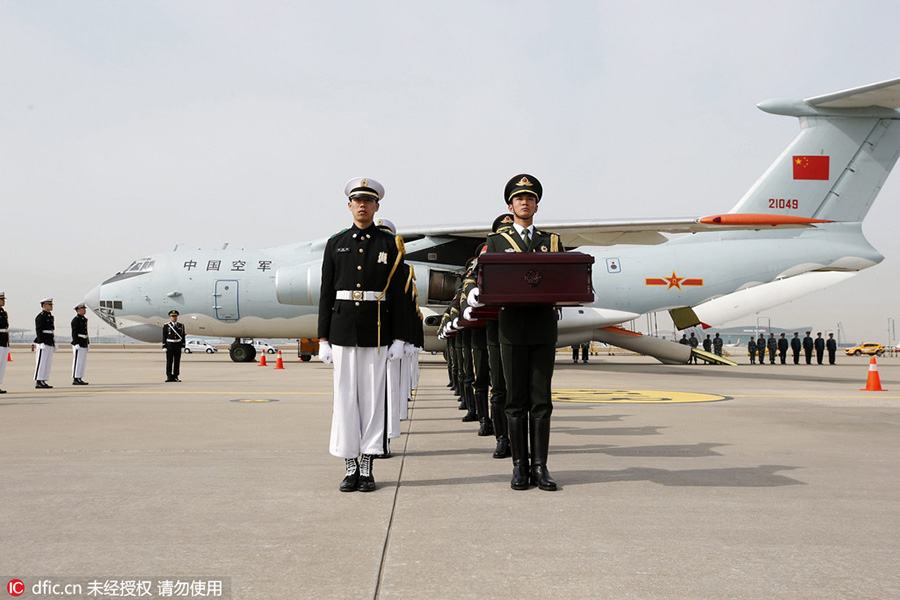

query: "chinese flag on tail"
(793, 155), (830, 180)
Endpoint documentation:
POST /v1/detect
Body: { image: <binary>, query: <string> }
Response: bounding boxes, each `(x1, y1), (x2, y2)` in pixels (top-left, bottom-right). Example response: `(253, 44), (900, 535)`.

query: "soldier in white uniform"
(71, 302), (90, 385)
(318, 178), (408, 492)
(0, 292), (9, 394)
(34, 298), (56, 389)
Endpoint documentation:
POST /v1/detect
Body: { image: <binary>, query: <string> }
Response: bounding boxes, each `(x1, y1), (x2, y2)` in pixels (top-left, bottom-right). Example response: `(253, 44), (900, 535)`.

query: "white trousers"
(386, 355), (402, 439)
(330, 345), (388, 459)
(398, 354), (411, 421)
(72, 345), (88, 379)
(34, 343), (55, 381)
(0, 346), (8, 385)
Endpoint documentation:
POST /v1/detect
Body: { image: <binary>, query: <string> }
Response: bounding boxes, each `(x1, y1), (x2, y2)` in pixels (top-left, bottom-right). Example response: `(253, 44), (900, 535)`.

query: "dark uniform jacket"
(318, 224), (407, 347)
(71, 314), (90, 347)
(162, 321), (186, 348)
(34, 310), (55, 345)
(0, 307), (9, 347)
(484, 226), (563, 346)
(791, 337), (802, 353)
(777, 336), (788, 355)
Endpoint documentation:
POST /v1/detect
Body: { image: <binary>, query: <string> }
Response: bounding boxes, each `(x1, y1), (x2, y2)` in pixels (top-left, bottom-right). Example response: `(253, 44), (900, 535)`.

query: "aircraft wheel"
(300, 354), (311, 362)
(229, 344), (257, 363)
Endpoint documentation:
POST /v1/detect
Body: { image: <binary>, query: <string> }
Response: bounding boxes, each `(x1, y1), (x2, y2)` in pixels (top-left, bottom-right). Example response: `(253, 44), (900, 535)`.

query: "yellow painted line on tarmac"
(553, 389), (728, 404)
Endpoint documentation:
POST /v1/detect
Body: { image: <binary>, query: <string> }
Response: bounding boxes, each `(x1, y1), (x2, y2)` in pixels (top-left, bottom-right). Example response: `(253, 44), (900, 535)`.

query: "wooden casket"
(476, 252), (594, 306)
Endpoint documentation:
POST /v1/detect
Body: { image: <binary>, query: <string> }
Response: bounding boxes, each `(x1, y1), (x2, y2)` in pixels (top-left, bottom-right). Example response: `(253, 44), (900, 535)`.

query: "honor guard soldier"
(71, 302), (90, 385)
(34, 298), (56, 388)
(0, 292), (9, 393)
(470, 174), (564, 491)
(777, 333), (788, 365)
(814, 332), (825, 365)
(318, 178), (407, 493)
(163, 310), (186, 382)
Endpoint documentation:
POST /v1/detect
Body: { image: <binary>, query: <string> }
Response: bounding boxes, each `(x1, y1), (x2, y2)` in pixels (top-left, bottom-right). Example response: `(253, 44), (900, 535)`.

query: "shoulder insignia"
(395, 233), (406, 256)
(329, 228), (349, 239)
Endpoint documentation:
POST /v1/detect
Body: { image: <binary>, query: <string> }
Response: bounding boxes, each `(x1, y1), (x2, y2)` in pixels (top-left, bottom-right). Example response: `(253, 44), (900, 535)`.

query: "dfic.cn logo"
(7, 579), (25, 597)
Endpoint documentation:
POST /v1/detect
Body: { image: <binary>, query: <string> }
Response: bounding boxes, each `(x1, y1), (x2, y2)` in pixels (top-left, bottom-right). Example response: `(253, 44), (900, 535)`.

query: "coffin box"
(476, 252), (594, 306)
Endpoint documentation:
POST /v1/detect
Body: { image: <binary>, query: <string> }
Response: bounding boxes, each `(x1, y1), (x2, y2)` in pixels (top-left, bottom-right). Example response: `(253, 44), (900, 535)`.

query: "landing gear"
(229, 340), (257, 363)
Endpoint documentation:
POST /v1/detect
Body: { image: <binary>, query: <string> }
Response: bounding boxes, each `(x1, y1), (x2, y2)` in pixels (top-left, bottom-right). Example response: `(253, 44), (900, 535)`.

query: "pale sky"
(3, 1), (900, 343)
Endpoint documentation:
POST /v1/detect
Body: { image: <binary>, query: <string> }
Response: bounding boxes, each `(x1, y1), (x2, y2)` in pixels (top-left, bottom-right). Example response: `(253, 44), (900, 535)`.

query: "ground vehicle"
(184, 339), (218, 354)
(253, 341), (279, 354)
(845, 343), (884, 357)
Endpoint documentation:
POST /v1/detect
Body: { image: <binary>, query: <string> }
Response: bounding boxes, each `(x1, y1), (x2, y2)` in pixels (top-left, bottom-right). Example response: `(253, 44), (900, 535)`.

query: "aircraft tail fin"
(730, 77), (900, 223)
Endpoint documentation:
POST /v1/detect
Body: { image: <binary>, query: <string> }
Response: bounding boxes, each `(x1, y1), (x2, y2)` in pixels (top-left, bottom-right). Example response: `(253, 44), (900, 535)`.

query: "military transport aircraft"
(84, 77), (900, 364)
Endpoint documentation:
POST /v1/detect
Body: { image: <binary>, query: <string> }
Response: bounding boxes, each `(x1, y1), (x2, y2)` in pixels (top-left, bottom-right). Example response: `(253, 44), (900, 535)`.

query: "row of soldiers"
(748, 331), (837, 365)
(437, 174), (564, 492)
(0, 292), (90, 393)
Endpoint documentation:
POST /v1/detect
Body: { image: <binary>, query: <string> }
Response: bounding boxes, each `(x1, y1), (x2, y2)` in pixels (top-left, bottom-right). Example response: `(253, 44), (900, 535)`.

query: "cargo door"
(214, 280), (240, 321)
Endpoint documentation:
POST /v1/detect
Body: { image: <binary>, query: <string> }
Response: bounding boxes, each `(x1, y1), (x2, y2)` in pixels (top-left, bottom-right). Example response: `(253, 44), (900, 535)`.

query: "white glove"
(318, 340), (333, 364)
(463, 306), (476, 321)
(388, 339), (405, 361)
(404, 342), (416, 356)
(452, 318), (460, 330)
(467, 286), (483, 308)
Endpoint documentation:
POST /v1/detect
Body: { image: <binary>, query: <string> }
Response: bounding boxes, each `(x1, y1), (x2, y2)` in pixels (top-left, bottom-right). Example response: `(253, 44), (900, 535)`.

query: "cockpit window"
(124, 259), (155, 273)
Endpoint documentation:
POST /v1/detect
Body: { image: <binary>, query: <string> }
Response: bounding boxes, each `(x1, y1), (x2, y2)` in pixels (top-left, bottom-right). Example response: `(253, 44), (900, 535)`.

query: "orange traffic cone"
(860, 356), (886, 391)
(274, 350), (285, 370)
(258, 352), (267, 367)
(6, 352), (11, 362)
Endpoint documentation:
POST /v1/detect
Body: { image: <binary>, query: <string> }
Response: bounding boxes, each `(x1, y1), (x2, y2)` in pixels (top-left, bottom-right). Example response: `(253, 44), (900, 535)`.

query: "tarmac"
(2, 346), (899, 600)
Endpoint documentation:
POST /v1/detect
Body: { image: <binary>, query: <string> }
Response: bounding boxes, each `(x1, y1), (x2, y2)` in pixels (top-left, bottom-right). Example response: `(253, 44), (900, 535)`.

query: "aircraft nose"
(83, 283), (101, 312)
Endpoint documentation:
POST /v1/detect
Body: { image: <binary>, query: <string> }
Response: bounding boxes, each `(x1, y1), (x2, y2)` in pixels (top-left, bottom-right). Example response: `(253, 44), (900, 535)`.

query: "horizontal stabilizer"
(692, 272), (857, 327)
(806, 77), (900, 109)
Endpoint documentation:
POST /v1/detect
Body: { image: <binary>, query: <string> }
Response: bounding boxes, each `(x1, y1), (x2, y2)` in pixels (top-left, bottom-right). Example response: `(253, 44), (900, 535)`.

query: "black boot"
(475, 391), (493, 436)
(461, 387), (478, 422)
(357, 454), (376, 492)
(530, 417), (558, 491)
(508, 416), (530, 490)
(491, 405), (510, 458)
(339, 458), (359, 492)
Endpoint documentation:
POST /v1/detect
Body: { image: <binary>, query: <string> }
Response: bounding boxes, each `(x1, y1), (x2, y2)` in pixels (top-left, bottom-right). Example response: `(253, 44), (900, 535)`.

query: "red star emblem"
(663, 271), (684, 290)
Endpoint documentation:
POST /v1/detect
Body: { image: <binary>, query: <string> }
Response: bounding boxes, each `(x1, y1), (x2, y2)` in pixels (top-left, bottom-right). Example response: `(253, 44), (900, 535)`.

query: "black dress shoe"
(477, 418), (494, 437)
(0, 389), (6, 394)
(357, 474), (376, 492)
(357, 454), (376, 492)
(531, 465), (558, 491)
(510, 462), (530, 490)
(340, 459), (359, 492)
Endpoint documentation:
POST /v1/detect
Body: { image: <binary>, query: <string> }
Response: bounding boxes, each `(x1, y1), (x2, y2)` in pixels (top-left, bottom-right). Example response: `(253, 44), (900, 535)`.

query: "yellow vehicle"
(845, 343), (884, 357)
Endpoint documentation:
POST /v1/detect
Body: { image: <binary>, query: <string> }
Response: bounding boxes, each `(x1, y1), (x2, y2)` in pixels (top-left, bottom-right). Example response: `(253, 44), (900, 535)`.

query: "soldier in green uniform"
(470, 174), (564, 491)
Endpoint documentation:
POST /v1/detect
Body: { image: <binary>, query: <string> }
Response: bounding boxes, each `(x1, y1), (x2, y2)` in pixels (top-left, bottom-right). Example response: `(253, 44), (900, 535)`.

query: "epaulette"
(328, 228), (350, 239)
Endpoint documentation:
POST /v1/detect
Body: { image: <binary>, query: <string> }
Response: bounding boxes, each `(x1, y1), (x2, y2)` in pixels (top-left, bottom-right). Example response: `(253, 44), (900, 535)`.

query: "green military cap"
(504, 174), (542, 204)
(491, 213), (515, 232)
(168, 310), (179, 317)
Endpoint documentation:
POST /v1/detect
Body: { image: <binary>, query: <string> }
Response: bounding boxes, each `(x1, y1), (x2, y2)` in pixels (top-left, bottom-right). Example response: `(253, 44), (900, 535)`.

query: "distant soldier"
(777, 333), (788, 365)
(791, 332), (802, 364)
(747, 337), (757, 364)
(757, 334), (766, 364)
(702, 334), (712, 353)
(766, 333), (777, 364)
(814, 332), (826, 365)
(803, 332), (814, 364)
(826, 333), (838, 365)
(71, 302), (90, 385)
(688, 332), (698, 364)
(713, 333), (724, 357)
(162, 310), (186, 382)
(34, 298), (56, 389)
(0, 291), (9, 393)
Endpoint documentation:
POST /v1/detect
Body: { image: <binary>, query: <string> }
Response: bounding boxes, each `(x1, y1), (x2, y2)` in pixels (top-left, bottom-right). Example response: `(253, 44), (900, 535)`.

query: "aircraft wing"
(401, 214), (830, 247)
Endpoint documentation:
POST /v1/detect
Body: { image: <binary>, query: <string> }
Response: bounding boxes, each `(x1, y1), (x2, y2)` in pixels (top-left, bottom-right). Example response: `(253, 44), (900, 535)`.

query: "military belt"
(166, 338), (181, 342)
(42, 330), (54, 333)
(0, 329), (7, 332)
(336, 290), (380, 301)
